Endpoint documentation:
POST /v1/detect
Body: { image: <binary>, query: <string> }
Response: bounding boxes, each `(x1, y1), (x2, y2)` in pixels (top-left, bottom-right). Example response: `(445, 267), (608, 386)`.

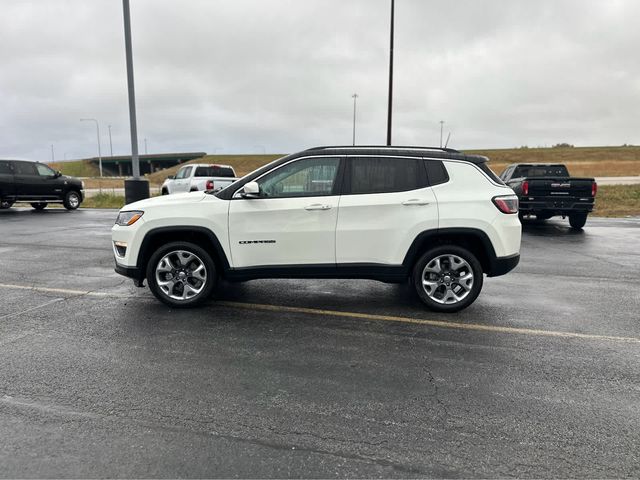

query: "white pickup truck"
(161, 163), (237, 195)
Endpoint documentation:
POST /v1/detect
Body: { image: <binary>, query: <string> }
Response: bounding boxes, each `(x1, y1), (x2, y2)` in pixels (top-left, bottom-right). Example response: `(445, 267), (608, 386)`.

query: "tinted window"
(350, 157), (422, 194)
(0, 161), (12, 174)
(258, 157), (340, 198)
(194, 166), (235, 178)
(36, 163), (56, 176)
(14, 161), (37, 175)
(424, 160), (449, 186)
(513, 165), (569, 178)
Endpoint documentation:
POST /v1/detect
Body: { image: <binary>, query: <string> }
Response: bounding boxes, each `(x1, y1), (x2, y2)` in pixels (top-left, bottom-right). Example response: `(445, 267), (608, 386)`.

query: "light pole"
(351, 93), (358, 146)
(386, 0), (395, 146)
(439, 120), (444, 148)
(80, 118), (102, 177)
(50, 144), (54, 162)
(144, 138), (148, 155)
(122, 0), (149, 202)
(108, 124), (113, 156)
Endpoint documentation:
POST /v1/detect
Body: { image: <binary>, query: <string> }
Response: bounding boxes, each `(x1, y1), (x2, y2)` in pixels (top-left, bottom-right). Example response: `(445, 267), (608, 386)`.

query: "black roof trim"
(299, 146), (488, 165)
(306, 145), (461, 154)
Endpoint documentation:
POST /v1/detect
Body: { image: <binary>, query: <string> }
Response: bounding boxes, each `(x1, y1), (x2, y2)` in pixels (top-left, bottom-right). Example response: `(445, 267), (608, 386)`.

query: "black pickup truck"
(0, 159), (84, 210)
(499, 163), (597, 229)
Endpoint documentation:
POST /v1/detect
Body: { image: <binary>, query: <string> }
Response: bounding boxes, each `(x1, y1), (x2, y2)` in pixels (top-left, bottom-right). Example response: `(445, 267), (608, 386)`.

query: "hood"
(123, 191), (207, 210)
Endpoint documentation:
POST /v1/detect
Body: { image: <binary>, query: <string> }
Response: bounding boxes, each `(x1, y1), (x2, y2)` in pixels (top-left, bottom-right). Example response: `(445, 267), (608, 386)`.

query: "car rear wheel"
(569, 213), (588, 230)
(412, 246), (483, 313)
(31, 202), (47, 210)
(63, 190), (81, 210)
(146, 241), (216, 308)
(1, 200), (14, 209)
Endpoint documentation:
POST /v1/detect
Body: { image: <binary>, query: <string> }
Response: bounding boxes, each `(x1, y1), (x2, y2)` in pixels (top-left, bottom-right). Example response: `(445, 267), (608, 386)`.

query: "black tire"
(569, 213), (588, 230)
(1, 200), (14, 209)
(146, 241), (217, 308)
(63, 190), (81, 210)
(31, 202), (47, 210)
(412, 245), (484, 313)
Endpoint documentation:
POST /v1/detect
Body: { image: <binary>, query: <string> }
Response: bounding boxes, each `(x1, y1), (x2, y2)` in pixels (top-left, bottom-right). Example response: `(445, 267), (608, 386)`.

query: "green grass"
(593, 185), (640, 217)
(82, 193), (126, 209)
(49, 159), (100, 177)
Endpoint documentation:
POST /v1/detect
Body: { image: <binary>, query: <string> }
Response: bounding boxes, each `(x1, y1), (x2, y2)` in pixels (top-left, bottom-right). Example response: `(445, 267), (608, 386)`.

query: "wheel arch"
(403, 228), (498, 276)
(137, 226), (230, 278)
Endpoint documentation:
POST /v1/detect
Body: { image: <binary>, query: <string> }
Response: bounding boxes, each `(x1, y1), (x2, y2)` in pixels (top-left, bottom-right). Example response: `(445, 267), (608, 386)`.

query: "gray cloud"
(2, 0), (640, 161)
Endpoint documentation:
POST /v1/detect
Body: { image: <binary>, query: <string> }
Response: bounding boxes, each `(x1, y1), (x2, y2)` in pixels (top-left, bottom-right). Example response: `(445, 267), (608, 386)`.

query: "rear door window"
(348, 157), (425, 194)
(0, 161), (13, 175)
(14, 161), (37, 175)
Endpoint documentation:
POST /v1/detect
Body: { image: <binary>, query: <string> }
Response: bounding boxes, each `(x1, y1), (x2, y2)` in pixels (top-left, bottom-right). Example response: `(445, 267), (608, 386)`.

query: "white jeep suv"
(112, 146), (521, 312)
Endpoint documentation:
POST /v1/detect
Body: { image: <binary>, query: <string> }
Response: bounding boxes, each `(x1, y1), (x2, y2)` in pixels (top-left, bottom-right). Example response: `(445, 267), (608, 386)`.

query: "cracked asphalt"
(0, 208), (639, 478)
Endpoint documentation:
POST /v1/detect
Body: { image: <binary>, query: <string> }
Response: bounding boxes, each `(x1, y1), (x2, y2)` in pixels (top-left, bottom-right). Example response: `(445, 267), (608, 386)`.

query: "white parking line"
(0, 282), (639, 344)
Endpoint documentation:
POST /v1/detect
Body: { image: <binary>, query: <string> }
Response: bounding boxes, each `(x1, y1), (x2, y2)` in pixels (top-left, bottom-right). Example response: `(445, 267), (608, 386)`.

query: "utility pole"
(122, 0), (149, 201)
(108, 124), (113, 156)
(50, 144), (54, 162)
(80, 118), (102, 177)
(386, 0), (395, 146)
(440, 120), (444, 148)
(351, 93), (358, 146)
(144, 138), (148, 155)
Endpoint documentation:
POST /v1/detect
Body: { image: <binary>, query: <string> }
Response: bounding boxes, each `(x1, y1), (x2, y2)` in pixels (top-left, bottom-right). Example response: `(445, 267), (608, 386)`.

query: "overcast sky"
(2, 0), (640, 161)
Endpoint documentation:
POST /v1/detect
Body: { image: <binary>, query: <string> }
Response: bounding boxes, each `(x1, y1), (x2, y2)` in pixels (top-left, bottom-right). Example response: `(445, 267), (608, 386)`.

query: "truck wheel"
(31, 202), (48, 210)
(63, 190), (81, 210)
(569, 213), (588, 230)
(1, 200), (14, 209)
(412, 245), (483, 313)
(146, 241), (216, 308)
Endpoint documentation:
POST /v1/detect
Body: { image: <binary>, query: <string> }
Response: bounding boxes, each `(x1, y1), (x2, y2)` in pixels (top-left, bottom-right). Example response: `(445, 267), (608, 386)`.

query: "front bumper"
(114, 262), (145, 287)
(488, 253), (520, 277)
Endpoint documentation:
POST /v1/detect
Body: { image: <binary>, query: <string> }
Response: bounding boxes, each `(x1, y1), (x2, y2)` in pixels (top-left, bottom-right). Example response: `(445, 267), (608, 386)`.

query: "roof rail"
(305, 145), (461, 154)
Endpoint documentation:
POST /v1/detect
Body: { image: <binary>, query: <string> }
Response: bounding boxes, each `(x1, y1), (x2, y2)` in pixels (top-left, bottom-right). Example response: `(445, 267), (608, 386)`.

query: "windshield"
(513, 165), (569, 178)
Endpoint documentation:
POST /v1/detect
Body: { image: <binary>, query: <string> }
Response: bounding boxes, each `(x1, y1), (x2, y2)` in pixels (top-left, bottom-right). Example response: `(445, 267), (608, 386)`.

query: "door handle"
(402, 199), (430, 206)
(304, 204), (332, 211)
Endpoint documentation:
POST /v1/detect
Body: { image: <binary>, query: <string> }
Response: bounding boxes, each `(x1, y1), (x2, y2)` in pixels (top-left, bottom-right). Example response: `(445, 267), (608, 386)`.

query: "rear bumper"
(488, 253), (520, 277)
(519, 197), (594, 213)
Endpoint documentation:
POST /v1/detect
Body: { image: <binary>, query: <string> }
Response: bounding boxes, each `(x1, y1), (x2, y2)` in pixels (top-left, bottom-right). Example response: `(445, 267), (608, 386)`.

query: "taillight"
(591, 181), (597, 197)
(522, 180), (529, 196)
(492, 195), (519, 214)
(205, 180), (214, 190)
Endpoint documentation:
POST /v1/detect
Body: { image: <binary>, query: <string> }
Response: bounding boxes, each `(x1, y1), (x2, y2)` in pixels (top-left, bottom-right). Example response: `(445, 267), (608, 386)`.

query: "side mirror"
(54, 170), (62, 178)
(241, 181), (261, 198)
(167, 175), (175, 180)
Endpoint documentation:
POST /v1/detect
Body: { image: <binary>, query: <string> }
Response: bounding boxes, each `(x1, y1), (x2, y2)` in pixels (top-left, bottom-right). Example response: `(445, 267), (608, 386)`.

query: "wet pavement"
(0, 208), (639, 478)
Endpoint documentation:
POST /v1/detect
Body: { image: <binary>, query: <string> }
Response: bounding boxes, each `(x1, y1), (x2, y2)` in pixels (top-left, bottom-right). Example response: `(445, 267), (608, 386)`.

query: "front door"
(172, 166), (192, 193)
(228, 156), (343, 268)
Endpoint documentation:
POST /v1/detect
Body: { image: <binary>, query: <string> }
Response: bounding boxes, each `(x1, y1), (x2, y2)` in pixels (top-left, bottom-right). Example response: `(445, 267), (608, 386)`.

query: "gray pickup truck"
(500, 163), (597, 229)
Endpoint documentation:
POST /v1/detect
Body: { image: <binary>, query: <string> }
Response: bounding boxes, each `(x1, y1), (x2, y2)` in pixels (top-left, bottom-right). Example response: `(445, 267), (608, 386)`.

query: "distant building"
(84, 152), (206, 176)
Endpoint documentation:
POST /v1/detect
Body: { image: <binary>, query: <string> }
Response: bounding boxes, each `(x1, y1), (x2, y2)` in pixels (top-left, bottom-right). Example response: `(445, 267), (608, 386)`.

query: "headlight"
(115, 210), (144, 226)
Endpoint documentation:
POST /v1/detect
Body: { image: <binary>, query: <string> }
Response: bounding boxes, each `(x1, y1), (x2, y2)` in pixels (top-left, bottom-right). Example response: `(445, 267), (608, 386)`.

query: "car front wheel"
(63, 190), (81, 210)
(146, 241), (216, 308)
(412, 246), (483, 313)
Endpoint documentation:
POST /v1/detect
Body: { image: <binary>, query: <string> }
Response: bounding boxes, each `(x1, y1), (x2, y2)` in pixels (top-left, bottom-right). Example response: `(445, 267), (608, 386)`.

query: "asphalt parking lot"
(0, 208), (639, 478)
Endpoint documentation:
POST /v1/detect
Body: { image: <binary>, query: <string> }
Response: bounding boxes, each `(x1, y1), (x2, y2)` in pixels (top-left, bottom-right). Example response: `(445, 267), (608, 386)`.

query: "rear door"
(228, 156), (342, 268)
(336, 156), (438, 265)
(12, 161), (40, 198)
(0, 160), (15, 198)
